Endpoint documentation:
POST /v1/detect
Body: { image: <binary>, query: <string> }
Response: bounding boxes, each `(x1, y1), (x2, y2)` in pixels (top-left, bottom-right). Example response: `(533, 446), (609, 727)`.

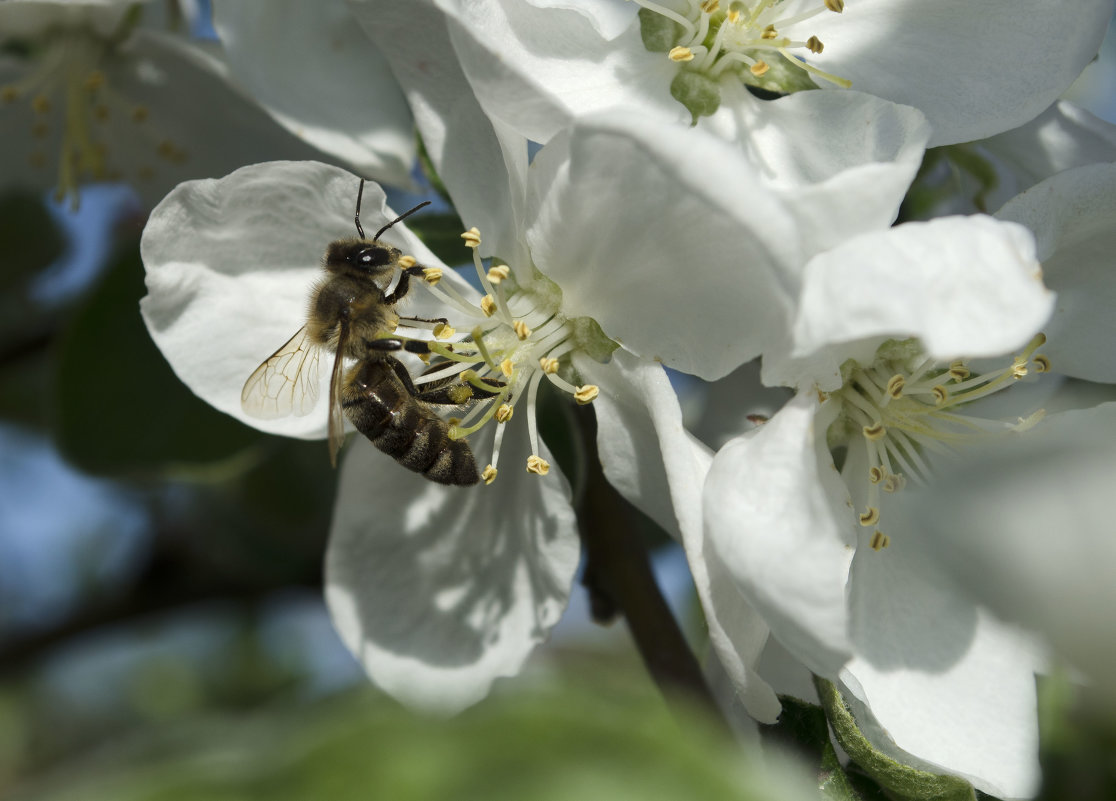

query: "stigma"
(1, 13), (187, 207)
(631, 0), (849, 120)
(406, 227), (614, 482)
(826, 334), (1050, 549)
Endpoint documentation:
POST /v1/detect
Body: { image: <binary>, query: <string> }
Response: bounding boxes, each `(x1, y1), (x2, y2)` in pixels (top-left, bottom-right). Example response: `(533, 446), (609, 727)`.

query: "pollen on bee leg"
(461, 227), (481, 249)
(869, 531), (890, 551)
(422, 266), (442, 285)
(574, 385), (599, 405)
(481, 464), (498, 485)
(398, 255), (417, 269)
(526, 455), (550, 476)
(433, 322), (456, 340)
(669, 46), (695, 62)
(858, 507), (880, 526)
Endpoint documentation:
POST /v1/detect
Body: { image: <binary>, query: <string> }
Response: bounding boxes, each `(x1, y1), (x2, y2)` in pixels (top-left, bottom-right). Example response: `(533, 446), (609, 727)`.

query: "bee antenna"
(373, 200), (432, 242)
(354, 179), (366, 239)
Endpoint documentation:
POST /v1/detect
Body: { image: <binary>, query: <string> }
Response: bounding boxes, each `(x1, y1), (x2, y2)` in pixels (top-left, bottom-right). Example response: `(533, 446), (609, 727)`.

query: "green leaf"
(54, 240), (264, 474)
(815, 677), (976, 801)
(0, 190), (65, 289)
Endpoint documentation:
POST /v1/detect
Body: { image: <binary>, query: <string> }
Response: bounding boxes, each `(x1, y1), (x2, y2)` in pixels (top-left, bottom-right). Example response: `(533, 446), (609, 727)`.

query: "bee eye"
(353, 246), (392, 268)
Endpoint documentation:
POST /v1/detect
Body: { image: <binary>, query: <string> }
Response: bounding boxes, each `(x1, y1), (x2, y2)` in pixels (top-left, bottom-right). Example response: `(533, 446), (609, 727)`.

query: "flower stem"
(570, 403), (728, 729)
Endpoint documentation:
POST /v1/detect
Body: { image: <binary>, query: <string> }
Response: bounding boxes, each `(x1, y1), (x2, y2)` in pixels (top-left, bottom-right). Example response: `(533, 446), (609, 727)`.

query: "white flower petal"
(996, 163), (1116, 383)
(347, 0), (531, 268)
(525, 0), (636, 41)
(841, 533), (1041, 799)
(432, 0), (681, 144)
(527, 114), (801, 381)
(891, 403), (1116, 711)
(704, 392), (855, 679)
(140, 160), (462, 439)
(983, 101), (1116, 199)
(214, 0), (414, 186)
(807, 0), (1115, 147)
(792, 216), (1055, 366)
(325, 419), (579, 713)
(707, 87), (930, 255)
(579, 349), (780, 722)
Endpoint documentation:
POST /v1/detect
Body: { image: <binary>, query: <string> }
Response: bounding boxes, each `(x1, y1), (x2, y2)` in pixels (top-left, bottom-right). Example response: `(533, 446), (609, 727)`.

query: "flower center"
(406, 228), (616, 484)
(825, 334), (1050, 550)
(632, 0), (850, 120)
(1, 13), (187, 207)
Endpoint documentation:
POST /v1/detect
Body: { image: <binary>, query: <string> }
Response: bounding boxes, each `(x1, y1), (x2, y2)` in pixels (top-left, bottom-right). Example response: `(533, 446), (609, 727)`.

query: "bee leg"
(366, 338), (446, 356)
(381, 265), (425, 305)
(413, 376), (506, 406)
(397, 314), (449, 327)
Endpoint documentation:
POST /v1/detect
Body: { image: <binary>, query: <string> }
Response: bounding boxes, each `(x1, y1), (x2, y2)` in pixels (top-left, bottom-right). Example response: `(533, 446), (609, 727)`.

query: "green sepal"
(638, 7), (683, 52)
(815, 677), (976, 801)
(671, 70), (722, 123)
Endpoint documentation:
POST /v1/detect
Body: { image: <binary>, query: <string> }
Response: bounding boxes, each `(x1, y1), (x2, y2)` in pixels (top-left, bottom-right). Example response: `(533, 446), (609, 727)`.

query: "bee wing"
(327, 320), (350, 467)
(241, 326), (323, 419)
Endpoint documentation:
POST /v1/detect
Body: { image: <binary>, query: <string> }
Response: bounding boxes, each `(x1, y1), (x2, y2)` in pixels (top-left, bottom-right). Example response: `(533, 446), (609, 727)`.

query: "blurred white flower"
(403, 0), (1113, 147)
(0, 0), (334, 207)
(704, 214), (1056, 798)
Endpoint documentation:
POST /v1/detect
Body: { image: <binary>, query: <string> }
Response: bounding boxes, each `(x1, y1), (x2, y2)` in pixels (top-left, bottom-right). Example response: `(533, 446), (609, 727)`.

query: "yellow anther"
(870, 531), (890, 551)
(700, 0), (719, 12)
(31, 94), (51, 114)
(931, 385), (949, 405)
(859, 507), (880, 526)
(526, 455), (551, 476)
(885, 375), (905, 399)
(1, 86), (19, 103)
(495, 403), (514, 423)
(574, 385), (599, 405)
(806, 35), (824, 54)
(825, 0), (844, 12)
(487, 264), (510, 284)
(883, 474), (906, 493)
(513, 320), (531, 340)
(461, 227), (482, 248)
(1033, 354), (1051, 373)
(868, 466), (885, 484)
(84, 71), (106, 92)
(417, 352), (431, 365)
(131, 105), (149, 123)
(1011, 357), (1028, 379)
(422, 266), (442, 286)
(726, 9), (741, 23)
(500, 358), (514, 378)
(761, 24), (778, 40)
(668, 46), (695, 63)
(750, 61), (770, 77)
(539, 357), (559, 374)
(397, 255), (417, 269)
(482, 465), (498, 485)
(862, 422), (886, 441)
(948, 361), (970, 381)
(433, 322), (455, 340)
(480, 294), (497, 317)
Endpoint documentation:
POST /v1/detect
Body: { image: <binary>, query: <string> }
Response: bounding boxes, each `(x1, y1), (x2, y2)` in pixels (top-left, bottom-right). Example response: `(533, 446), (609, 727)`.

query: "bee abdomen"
(343, 361), (479, 486)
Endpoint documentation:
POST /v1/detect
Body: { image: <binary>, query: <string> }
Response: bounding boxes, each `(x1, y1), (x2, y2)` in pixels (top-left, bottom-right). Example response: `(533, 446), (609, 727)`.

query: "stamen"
(423, 266), (443, 285)
(487, 265), (510, 284)
(433, 322), (455, 340)
(481, 465), (498, 485)
(495, 403), (514, 423)
(398, 255), (417, 269)
(480, 295), (497, 317)
(574, 385), (600, 405)
(526, 455), (550, 475)
(869, 531), (890, 551)
(859, 507), (880, 526)
(669, 46), (696, 62)
(461, 227), (481, 248)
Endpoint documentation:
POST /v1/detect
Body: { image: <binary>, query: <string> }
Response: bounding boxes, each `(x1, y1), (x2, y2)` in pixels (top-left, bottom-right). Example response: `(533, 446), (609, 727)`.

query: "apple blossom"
(704, 214), (1056, 798)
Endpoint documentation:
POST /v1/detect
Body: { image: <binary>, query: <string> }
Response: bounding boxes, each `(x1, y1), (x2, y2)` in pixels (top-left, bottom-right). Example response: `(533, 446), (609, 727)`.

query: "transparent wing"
(327, 320), (350, 467)
(241, 326), (323, 419)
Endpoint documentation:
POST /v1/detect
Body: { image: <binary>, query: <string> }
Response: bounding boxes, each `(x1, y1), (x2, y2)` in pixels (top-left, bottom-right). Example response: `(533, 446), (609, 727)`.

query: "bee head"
(324, 239), (401, 281)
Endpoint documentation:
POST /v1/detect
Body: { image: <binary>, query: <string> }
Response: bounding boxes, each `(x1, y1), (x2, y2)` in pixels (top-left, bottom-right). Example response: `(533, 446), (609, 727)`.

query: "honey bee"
(241, 181), (501, 485)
